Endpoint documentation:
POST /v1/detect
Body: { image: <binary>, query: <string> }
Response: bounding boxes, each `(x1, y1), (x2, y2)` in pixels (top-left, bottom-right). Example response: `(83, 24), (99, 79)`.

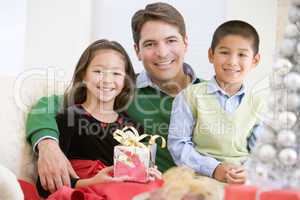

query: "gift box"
(224, 185), (300, 200)
(114, 145), (150, 183)
(113, 126), (165, 183)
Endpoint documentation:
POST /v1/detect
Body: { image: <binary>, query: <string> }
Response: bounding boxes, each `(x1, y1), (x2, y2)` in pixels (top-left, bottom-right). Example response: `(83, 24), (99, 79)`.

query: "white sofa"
(0, 74), (67, 199)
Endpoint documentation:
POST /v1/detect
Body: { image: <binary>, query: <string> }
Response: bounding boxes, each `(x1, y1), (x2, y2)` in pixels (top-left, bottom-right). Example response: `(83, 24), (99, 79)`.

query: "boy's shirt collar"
(136, 63), (197, 90)
(207, 76), (245, 97)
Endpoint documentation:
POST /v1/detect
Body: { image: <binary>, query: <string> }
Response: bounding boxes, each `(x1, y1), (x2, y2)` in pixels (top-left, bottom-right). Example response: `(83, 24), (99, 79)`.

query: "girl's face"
(83, 49), (126, 105)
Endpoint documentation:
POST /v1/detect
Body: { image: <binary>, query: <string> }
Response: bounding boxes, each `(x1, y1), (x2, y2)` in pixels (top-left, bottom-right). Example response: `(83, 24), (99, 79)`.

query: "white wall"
(22, 0), (277, 87)
(0, 0), (26, 76)
(24, 0), (92, 81)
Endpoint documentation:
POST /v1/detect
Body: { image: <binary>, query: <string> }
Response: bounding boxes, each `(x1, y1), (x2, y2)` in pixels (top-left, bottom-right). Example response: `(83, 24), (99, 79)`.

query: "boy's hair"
(210, 20), (260, 54)
(131, 2), (186, 47)
(63, 39), (136, 111)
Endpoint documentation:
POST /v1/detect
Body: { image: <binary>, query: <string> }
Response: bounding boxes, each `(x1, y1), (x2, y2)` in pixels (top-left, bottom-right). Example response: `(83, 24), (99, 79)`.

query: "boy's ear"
(134, 44), (141, 61)
(252, 53), (261, 68)
(208, 48), (214, 63)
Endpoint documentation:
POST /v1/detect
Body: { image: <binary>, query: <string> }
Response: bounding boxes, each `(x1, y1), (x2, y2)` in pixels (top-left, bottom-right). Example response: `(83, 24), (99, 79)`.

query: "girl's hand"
(76, 166), (130, 188)
(149, 165), (162, 181)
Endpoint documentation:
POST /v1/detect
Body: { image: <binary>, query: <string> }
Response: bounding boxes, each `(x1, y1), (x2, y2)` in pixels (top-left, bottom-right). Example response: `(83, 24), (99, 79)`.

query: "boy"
(168, 20), (265, 184)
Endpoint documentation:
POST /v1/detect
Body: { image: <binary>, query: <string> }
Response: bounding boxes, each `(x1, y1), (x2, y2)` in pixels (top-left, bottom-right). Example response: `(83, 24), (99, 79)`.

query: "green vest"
(184, 82), (265, 165)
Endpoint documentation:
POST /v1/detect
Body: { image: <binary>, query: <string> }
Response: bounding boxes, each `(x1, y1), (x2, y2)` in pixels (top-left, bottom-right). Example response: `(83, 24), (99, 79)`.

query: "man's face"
(135, 20), (188, 85)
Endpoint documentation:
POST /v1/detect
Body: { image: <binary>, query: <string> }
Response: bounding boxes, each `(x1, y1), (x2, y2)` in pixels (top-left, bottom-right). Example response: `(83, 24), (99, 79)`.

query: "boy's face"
(208, 34), (260, 87)
(135, 20), (188, 85)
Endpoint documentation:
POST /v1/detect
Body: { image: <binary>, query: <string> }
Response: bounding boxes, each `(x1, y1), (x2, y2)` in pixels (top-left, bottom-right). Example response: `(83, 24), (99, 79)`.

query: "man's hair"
(131, 2), (186, 46)
(210, 20), (260, 54)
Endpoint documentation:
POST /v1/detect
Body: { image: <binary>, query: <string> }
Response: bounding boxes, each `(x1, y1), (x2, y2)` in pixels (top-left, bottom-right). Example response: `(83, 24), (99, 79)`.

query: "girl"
(37, 39), (162, 199)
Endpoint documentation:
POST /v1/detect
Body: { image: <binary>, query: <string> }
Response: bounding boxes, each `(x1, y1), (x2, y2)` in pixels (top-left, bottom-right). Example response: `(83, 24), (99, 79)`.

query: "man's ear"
(183, 35), (188, 53)
(252, 53), (261, 68)
(134, 44), (141, 61)
(208, 48), (214, 63)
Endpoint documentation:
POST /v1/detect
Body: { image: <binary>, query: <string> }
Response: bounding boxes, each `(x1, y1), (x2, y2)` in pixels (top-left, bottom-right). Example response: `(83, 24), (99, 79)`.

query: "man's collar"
(207, 76), (245, 97)
(136, 63), (197, 89)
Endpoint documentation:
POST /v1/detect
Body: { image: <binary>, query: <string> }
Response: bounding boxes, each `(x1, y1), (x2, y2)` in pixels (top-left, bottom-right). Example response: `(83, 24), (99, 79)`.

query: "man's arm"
(26, 95), (62, 148)
(26, 95), (78, 193)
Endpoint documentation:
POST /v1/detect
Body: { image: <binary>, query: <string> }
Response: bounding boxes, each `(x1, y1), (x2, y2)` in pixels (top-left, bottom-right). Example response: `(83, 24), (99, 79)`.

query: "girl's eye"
(113, 72), (123, 76)
(239, 53), (247, 57)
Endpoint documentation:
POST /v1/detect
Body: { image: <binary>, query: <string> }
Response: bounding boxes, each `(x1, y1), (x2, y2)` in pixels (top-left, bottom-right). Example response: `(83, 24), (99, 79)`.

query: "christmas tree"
(247, 0), (300, 189)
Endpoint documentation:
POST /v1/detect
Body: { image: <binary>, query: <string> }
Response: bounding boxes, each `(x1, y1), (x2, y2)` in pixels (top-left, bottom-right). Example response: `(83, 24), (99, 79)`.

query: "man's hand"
(37, 139), (79, 193)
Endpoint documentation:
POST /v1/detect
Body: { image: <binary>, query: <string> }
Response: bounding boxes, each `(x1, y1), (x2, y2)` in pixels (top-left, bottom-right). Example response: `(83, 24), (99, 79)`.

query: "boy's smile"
(208, 34), (260, 95)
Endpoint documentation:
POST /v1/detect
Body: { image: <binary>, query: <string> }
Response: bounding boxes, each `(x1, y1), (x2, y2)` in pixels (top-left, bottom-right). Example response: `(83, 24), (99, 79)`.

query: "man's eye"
(144, 43), (153, 47)
(167, 39), (177, 43)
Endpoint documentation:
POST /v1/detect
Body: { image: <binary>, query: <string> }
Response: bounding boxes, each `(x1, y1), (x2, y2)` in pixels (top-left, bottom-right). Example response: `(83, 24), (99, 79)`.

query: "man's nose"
(156, 43), (169, 58)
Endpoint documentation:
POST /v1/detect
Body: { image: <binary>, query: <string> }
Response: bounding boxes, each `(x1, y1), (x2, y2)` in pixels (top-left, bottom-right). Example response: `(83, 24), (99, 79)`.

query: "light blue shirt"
(168, 77), (263, 177)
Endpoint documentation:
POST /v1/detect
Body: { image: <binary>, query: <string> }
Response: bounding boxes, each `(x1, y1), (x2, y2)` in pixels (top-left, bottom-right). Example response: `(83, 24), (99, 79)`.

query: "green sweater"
(26, 80), (200, 172)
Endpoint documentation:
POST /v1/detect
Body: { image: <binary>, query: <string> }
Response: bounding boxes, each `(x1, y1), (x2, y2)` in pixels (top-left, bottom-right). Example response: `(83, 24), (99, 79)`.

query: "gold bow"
(113, 126), (166, 148)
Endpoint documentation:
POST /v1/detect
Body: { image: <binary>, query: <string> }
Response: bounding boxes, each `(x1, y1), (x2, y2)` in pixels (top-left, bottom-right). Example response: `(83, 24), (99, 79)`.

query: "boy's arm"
(168, 92), (221, 177)
(26, 95), (62, 150)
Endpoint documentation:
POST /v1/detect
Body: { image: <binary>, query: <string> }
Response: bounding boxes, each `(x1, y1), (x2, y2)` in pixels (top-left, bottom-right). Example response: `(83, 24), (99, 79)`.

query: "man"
(26, 2), (200, 194)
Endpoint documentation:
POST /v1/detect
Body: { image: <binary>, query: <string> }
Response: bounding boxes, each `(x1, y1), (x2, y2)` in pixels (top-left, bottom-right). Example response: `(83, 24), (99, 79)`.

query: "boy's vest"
(184, 82), (265, 165)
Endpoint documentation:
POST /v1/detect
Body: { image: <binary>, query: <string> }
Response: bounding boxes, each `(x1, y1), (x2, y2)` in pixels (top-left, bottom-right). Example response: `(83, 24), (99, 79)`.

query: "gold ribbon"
(113, 126), (166, 148)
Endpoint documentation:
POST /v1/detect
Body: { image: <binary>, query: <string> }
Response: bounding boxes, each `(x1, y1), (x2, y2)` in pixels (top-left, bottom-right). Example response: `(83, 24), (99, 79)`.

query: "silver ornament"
(278, 148), (298, 166)
(277, 130), (297, 147)
(273, 58), (293, 75)
(259, 127), (276, 143)
(255, 165), (269, 181)
(292, 0), (300, 6)
(280, 39), (297, 57)
(289, 6), (300, 24)
(287, 93), (300, 110)
(284, 23), (300, 38)
(258, 144), (276, 163)
(278, 111), (297, 129)
(283, 72), (300, 90)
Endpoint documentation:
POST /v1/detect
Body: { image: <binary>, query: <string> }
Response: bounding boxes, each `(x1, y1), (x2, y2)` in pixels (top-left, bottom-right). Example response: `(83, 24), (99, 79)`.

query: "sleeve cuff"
(198, 159), (221, 177)
(31, 129), (59, 152)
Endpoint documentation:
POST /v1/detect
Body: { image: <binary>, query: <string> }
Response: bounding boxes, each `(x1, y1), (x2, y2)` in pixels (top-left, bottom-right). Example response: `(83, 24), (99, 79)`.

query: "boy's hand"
(213, 163), (236, 182)
(225, 166), (246, 184)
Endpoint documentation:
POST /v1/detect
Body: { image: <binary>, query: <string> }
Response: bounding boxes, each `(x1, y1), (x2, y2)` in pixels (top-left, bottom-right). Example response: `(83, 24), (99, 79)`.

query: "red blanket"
(27, 159), (162, 200)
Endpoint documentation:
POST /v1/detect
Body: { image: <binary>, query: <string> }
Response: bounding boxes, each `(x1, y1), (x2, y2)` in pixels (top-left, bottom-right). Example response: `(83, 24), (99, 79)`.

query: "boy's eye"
(239, 53), (248, 57)
(220, 51), (229, 55)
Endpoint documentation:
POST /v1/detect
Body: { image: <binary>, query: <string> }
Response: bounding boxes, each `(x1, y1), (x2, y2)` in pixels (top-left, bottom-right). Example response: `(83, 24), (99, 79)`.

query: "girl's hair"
(63, 39), (136, 111)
